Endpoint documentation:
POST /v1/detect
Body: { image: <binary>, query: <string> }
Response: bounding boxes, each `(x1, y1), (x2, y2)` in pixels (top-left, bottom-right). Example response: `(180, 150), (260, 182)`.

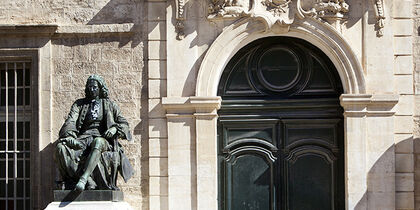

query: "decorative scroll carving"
(206, 0), (350, 33)
(374, 0), (385, 37)
(175, 0), (186, 40)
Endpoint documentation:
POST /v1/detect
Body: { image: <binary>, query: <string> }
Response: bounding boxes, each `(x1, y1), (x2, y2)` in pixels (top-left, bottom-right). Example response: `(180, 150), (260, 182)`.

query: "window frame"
(0, 49), (38, 210)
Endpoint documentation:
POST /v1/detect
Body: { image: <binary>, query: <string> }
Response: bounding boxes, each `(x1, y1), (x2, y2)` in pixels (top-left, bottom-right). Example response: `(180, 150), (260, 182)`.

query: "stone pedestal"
(45, 190), (133, 210)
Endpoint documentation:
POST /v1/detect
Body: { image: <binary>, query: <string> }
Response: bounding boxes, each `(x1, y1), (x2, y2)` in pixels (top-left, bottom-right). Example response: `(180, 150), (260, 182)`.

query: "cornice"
(340, 94), (399, 117)
(162, 96), (222, 116)
(0, 24), (58, 37)
(0, 23), (135, 37)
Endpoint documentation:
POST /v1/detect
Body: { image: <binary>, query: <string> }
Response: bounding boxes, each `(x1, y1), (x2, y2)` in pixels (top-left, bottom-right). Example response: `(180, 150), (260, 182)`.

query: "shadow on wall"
(354, 136), (415, 210)
(38, 143), (56, 209)
(87, 0), (145, 48)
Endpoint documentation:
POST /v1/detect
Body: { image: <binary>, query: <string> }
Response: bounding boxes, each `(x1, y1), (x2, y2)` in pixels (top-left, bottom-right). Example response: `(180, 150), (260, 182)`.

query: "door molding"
(196, 18), (366, 97)
(163, 17), (398, 210)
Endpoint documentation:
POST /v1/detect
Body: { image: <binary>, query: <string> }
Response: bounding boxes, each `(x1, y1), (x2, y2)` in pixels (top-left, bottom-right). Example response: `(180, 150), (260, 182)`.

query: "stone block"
(396, 154), (414, 173)
(414, 137), (420, 153)
(168, 175), (195, 210)
(61, 45), (74, 59)
(149, 157), (168, 176)
(394, 37), (413, 55)
(396, 173), (414, 192)
(102, 48), (132, 62)
(97, 61), (118, 75)
(149, 138), (168, 157)
(148, 2), (166, 21)
(149, 99), (165, 118)
(53, 59), (72, 75)
(393, 19), (414, 36)
(367, 192), (395, 210)
(148, 21), (166, 40)
(148, 41), (166, 59)
(73, 62), (96, 75)
(73, 46), (89, 62)
(393, 0), (413, 18)
(90, 47), (102, 62)
(394, 55), (413, 75)
(395, 75), (414, 94)
(395, 134), (414, 153)
(396, 192), (414, 209)
(149, 60), (167, 79)
(150, 195), (168, 210)
(150, 177), (168, 196)
(415, 95), (420, 116)
(149, 79), (167, 98)
(395, 116), (414, 134)
(149, 118), (168, 138)
(396, 95), (414, 116)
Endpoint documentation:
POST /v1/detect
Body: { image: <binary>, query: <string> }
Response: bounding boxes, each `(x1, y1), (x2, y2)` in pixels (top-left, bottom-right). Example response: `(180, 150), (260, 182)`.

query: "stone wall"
(51, 34), (147, 210)
(414, 1), (420, 209)
(0, 0), (140, 25)
(0, 0), (148, 209)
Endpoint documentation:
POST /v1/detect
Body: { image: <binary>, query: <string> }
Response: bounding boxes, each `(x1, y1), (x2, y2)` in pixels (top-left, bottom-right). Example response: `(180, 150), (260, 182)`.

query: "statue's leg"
(75, 137), (106, 191)
(55, 142), (78, 187)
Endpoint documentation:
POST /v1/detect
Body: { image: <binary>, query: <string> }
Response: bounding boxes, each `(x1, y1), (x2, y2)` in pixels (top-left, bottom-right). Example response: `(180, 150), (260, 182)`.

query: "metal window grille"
(0, 61), (31, 210)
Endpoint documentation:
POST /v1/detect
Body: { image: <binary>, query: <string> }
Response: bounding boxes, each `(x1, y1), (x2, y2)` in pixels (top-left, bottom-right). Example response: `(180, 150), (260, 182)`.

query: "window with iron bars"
(0, 60), (31, 210)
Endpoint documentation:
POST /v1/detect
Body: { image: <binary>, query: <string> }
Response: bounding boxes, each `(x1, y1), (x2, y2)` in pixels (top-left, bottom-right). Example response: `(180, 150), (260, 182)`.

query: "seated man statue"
(55, 74), (134, 191)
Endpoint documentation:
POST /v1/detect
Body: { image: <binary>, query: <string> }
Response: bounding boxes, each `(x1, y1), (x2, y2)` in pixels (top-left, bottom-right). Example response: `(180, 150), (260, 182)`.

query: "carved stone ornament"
(374, 0), (385, 37)
(175, 0), (186, 40)
(205, 0), (350, 33)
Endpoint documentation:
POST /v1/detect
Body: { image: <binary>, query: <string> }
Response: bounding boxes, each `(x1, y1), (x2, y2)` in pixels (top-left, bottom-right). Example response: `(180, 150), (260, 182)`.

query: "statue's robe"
(56, 98), (134, 189)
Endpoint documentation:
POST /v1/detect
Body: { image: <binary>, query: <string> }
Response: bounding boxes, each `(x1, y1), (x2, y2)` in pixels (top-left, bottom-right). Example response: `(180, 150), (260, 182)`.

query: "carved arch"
(196, 17), (366, 96)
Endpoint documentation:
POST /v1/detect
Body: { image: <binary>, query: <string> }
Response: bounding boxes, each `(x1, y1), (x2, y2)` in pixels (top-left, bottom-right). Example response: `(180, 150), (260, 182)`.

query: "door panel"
(226, 152), (275, 210)
(217, 37), (344, 210)
(286, 146), (336, 210)
(282, 119), (341, 151)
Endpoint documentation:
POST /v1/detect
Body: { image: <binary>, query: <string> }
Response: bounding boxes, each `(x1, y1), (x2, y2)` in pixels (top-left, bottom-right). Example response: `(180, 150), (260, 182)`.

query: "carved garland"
(175, 0), (185, 40)
(374, 0), (385, 37)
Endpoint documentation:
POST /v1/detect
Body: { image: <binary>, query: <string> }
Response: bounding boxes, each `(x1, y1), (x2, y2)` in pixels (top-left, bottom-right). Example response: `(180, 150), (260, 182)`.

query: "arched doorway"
(217, 37), (344, 210)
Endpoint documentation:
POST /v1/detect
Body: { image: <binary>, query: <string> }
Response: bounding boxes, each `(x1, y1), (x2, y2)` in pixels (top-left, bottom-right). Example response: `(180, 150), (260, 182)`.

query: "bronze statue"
(54, 75), (134, 191)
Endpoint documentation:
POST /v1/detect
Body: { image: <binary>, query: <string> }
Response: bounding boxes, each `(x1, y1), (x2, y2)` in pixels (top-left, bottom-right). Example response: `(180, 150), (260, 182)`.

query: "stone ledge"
(53, 190), (124, 202)
(0, 24), (57, 36)
(162, 97), (221, 114)
(56, 23), (134, 34)
(0, 23), (135, 37)
(340, 94), (399, 116)
(45, 201), (133, 210)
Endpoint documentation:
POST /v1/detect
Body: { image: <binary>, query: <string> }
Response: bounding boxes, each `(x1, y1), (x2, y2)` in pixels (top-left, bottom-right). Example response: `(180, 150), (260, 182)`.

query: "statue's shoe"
(75, 177), (87, 191)
(86, 177), (97, 190)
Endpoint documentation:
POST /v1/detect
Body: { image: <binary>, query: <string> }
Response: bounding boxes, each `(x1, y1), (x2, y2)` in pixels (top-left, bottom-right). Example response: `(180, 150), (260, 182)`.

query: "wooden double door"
(217, 37), (344, 210)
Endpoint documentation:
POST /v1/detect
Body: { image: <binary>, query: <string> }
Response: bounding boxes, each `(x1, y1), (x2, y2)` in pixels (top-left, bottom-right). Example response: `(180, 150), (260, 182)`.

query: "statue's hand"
(62, 137), (83, 149)
(104, 127), (117, 139)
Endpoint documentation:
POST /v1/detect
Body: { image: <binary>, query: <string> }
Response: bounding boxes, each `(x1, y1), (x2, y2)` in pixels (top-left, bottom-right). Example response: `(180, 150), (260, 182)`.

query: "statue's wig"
(85, 74), (109, 99)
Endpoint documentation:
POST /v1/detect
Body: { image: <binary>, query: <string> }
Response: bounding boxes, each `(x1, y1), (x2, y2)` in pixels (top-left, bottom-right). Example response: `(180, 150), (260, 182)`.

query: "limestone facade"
(0, 0), (419, 210)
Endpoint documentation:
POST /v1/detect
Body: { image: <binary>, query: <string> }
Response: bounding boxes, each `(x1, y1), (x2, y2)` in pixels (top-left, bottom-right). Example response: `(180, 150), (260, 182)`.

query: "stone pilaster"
(341, 94), (398, 210)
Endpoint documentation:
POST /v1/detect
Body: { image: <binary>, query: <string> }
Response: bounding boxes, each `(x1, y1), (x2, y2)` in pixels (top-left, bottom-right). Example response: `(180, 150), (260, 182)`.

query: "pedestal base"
(45, 201), (133, 210)
(45, 190), (132, 210)
(53, 190), (123, 202)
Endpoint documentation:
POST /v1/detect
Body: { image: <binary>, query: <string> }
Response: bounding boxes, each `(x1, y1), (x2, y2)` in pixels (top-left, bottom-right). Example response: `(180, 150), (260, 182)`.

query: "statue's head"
(85, 74), (109, 99)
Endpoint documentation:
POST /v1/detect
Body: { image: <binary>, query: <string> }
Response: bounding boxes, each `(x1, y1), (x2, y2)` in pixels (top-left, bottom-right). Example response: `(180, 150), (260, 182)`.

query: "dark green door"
(217, 37), (344, 210)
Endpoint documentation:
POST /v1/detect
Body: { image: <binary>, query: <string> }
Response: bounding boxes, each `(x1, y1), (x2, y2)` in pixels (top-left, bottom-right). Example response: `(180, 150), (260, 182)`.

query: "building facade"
(0, 0), (420, 210)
